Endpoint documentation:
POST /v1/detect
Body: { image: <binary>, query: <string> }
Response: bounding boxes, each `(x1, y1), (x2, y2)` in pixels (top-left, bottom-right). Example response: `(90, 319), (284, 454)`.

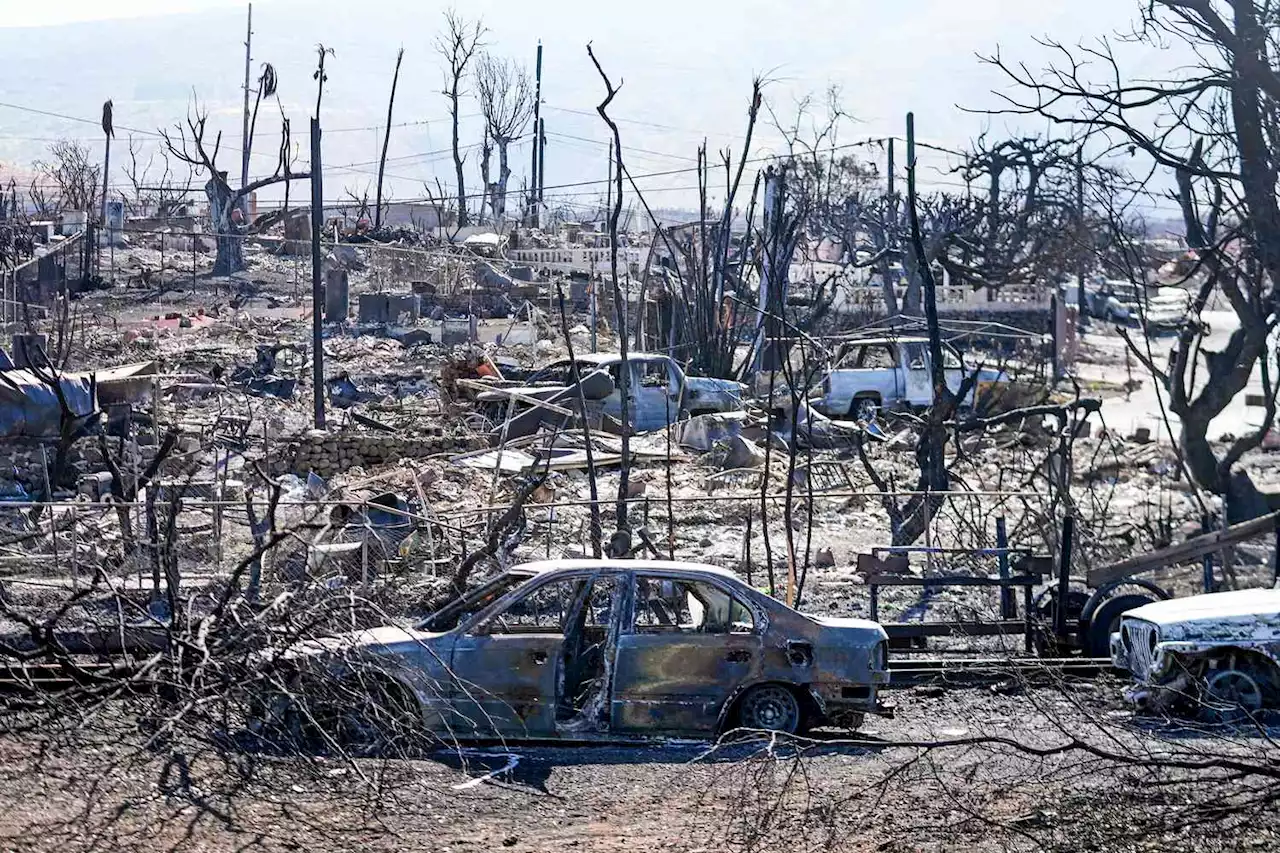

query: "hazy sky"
(0, 1), (1180, 216)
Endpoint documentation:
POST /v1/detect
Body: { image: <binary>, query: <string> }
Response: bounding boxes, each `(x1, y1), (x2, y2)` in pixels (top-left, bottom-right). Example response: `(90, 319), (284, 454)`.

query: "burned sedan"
(1110, 588), (1280, 716)
(265, 560), (890, 745)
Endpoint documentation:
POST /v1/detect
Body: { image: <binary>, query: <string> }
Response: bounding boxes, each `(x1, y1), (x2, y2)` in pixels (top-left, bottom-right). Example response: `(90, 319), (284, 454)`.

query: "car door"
(611, 574), (762, 733)
(941, 344), (967, 402)
(448, 574), (588, 737)
(901, 342), (933, 405)
(630, 357), (677, 432)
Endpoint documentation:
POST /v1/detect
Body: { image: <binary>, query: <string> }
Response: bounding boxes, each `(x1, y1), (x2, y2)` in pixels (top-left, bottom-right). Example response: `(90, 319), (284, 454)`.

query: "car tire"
(735, 684), (803, 734)
(1085, 594), (1155, 658)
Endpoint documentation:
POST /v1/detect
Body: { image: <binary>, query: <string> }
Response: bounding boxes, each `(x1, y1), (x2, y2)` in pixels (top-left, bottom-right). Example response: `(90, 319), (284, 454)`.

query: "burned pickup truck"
(474, 352), (746, 436)
(814, 336), (1009, 419)
(256, 559), (891, 746)
(1111, 588), (1280, 717)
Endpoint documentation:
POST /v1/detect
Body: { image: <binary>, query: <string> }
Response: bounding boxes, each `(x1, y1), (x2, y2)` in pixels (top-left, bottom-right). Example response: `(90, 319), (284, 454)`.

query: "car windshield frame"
(414, 570), (538, 631)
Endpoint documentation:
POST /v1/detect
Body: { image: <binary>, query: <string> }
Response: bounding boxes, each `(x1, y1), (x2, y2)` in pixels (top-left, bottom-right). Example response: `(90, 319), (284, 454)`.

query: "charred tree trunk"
(206, 175), (243, 276)
(451, 104), (468, 228)
(496, 139), (512, 220)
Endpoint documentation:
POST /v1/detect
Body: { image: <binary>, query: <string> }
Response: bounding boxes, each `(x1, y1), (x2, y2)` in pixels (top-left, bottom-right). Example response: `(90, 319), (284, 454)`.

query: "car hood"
(686, 376), (746, 394)
(973, 367), (1008, 383)
(284, 624), (448, 659)
(1123, 589), (1280, 640)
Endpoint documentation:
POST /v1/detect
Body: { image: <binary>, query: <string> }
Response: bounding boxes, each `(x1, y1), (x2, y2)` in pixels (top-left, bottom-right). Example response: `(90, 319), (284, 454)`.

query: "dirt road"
(0, 683), (1275, 852)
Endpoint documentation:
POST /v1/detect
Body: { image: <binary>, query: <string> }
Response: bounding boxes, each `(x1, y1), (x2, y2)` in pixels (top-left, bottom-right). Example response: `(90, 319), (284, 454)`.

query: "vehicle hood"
(284, 624), (448, 659)
(1123, 589), (1280, 640)
(686, 376), (746, 396)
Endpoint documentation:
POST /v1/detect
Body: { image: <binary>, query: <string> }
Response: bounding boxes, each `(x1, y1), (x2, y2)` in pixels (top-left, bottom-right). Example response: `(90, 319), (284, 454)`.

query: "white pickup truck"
(814, 336), (1007, 419)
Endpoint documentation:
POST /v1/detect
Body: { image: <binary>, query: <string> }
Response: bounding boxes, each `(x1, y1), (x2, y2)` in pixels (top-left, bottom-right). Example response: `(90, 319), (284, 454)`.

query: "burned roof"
(565, 352), (674, 365)
(511, 558), (743, 581)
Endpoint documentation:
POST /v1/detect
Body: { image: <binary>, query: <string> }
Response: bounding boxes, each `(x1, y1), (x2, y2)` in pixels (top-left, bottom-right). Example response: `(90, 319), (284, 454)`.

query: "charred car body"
(1110, 588), (1280, 715)
(475, 353), (746, 435)
(814, 336), (1008, 420)
(263, 560), (891, 744)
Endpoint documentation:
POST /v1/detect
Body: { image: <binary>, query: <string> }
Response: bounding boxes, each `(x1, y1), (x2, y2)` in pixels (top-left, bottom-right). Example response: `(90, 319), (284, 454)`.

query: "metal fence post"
(1054, 515), (1075, 639)
(996, 516), (1013, 618)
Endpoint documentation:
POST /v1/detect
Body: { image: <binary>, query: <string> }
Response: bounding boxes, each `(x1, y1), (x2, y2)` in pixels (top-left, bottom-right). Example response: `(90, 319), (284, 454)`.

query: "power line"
(544, 130), (698, 164)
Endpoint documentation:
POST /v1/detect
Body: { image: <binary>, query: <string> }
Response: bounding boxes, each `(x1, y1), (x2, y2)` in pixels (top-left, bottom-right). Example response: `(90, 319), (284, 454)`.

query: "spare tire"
(1086, 594), (1154, 658)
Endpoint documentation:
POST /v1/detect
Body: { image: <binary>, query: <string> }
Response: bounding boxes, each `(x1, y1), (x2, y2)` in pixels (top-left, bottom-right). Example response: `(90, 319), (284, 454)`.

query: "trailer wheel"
(1084, 594), (1154, 658)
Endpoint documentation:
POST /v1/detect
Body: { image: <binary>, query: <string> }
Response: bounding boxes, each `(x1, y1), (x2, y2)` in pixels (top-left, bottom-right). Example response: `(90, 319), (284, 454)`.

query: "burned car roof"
(512, 557), (743, 580)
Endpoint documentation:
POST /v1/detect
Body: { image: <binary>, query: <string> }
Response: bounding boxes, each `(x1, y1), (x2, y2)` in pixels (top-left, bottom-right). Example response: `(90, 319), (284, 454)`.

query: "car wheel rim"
(1206, 669), (1264, 712)
(742, 686), (799, 732)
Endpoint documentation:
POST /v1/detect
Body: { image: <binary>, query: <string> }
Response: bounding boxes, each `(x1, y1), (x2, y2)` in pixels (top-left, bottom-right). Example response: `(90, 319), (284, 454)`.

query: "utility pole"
(538, 117), (546, 218)
(529, 41), (543, 228)
(1075, 147), (1087, 331)
(98, 100), (114, 276)
(886, 137), (895, 199)
(310, 118), (325, 429)
(240, 3), (253, 205)
(880, 137), (900, 316)
(375, 47), (405, 231)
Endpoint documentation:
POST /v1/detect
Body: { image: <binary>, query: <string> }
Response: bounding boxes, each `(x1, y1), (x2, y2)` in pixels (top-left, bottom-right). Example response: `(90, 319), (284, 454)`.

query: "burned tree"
(435, 10), (486, 229)
(122, 136), (195, 217)
(986, 0), (1280, 519)
(474, 53), (534, 222)
(31, 140), (100, 217)
(160, 97), (307, 275)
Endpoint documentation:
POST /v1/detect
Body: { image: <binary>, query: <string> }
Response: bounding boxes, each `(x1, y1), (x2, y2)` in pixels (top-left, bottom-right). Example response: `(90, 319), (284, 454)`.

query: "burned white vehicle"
(475, 352), (747, 438)
(1110, 588), (1280, 715)
(257, 560), (891, 747)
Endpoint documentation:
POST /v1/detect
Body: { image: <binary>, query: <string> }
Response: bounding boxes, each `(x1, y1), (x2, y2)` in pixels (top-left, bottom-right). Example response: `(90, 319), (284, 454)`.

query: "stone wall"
(289, 428), (470, 477)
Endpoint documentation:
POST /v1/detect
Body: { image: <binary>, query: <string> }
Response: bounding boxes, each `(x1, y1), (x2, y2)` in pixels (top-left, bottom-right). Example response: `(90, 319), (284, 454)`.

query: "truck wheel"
(849, 397), (878, 421)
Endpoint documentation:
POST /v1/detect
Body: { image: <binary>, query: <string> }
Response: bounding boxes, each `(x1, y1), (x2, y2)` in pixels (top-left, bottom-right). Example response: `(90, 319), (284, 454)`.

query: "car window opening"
(634, 576), (755, 635)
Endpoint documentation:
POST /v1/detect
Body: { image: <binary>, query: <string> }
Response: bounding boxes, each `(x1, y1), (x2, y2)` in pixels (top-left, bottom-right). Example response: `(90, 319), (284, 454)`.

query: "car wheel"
(736, 684), (802, 734)
(1202, 666), (1266, 723)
